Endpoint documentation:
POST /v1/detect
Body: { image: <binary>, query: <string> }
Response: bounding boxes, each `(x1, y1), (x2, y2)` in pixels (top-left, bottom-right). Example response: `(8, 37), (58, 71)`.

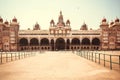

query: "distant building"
(0, 11), (120, 51)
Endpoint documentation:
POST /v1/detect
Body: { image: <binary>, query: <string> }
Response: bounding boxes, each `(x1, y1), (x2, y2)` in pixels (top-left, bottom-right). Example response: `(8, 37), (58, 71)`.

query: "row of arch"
(19, 38), (100, 46)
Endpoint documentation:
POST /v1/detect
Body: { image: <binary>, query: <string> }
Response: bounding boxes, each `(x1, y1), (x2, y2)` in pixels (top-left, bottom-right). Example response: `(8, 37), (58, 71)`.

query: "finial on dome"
(36, 22), (38, 24)
(115, 17), (119, 22)
(14, 16), (16, 18)
(12, 16), (17, 22)
(4, 19), (9, 25)
(83, 21), (85, 24)
(66, 19), (70, 24)
(0, 16), (3, 22)
(110, 20), (114, 25)
(60, 11), (62, 15)
(102, 17), (106, 22)
(50, 19), (55, 24)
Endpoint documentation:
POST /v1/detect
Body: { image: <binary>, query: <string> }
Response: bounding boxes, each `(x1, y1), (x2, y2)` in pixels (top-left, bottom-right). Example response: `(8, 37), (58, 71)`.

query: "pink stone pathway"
(0, 51), (120, 80)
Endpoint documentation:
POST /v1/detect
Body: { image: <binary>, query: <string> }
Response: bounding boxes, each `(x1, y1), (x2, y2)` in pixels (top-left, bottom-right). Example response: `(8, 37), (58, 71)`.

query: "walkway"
(0, 51), (120, 80)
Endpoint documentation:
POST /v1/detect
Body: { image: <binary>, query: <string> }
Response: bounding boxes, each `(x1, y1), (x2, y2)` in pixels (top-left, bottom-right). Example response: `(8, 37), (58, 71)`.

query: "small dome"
(34, 22), (40, 30)
(80, 23), (88, 30)
(0, 16), (3, 22)
(102, 18), (107, 22)
(35, 22), (39, 26)
(110, 21), (114, 25)
(82, 23), (87, 27)
(115, 18), (119, 22)
(66, 19), (70, 24)
(4, 20), (9, 25)
(50, 19), (55, 24)
(90, 28), (92, 30)
(28, 28), (30, 30)
(12, 16), (17, 22)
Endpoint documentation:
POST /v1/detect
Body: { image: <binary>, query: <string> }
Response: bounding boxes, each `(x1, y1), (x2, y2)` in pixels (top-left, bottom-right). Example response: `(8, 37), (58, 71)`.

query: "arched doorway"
(19, 38), (28, 46)
(40, 38), (49, 50)
(82, 38), (90, 45)
(40, 38), (49, 46)
(30, 38), (39, 46)
(71, 38), (80, 45)
(92, 38), (100, 50)
(66, 39), (70, 50)
(71, 38), (80, 50)
(82, 38), (90, 49)
(51, 39), (54, 51)
(92, 38), (100, 45)
(56, 38), (65, 50)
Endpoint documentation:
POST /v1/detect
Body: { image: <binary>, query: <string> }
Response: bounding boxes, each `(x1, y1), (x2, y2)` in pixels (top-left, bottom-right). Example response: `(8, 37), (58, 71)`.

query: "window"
(59, 30), (62, 33)
(103, 33), (108, 36)
(104, 43), (108, 46)
(51, 30), (53, 34)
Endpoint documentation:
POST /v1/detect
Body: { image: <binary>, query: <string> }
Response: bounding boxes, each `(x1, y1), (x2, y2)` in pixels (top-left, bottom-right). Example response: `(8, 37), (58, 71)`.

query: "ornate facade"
(0, 17), (19, 51)
(0, 11), (120, 51)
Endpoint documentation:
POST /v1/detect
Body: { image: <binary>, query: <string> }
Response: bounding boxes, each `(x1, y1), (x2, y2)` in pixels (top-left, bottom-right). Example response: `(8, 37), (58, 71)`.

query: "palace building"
(0, 11), (120, 51)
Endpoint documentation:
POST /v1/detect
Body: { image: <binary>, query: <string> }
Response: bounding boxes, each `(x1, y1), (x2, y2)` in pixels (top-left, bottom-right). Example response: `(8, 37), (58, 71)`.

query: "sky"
(0, 0), (120, 30)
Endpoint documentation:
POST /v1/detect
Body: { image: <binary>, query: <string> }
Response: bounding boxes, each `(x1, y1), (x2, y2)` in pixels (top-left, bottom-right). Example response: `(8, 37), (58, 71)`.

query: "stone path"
(0, 51), (120, 80)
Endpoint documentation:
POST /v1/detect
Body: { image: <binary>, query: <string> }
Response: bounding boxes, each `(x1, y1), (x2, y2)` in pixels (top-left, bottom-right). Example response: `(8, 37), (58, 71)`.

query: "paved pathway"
(0, 51), (120, 80)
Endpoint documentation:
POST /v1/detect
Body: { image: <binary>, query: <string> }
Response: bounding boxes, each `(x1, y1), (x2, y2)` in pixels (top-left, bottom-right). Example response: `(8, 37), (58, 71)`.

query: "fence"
(0, 51), (36, 64)
(76, 50), (120, 70)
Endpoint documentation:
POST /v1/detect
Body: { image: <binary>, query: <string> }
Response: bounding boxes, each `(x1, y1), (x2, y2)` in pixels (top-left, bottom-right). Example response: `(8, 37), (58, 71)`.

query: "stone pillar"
(28, 38), (30, 46)
(79, 38), (81, 50)
(90, 37), (92, 50)
(28, 38), (30, 51)
(65, 38), (67, 51)
(39, 38), (41, 51)
(54, 38), (56, 51)
(80, 38), (82, 50)
(49, 38), (51, 51)
(69, 38), (72, 50)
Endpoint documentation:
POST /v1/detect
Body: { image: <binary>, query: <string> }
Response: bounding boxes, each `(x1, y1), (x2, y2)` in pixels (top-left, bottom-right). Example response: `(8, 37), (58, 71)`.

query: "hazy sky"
(0, 0), (120, 30)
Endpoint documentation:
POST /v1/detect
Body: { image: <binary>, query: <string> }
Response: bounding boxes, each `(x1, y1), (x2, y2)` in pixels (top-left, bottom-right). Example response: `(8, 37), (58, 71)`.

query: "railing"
(0, 51), (36, 64)
(76, 50), (120, 70)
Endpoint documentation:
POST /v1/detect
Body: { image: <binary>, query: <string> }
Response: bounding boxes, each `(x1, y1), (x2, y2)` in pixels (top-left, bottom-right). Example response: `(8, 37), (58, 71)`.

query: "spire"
(58, 11), (63, 23)
(60, 11), (62, 15)
(57, 11), (65, 26)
